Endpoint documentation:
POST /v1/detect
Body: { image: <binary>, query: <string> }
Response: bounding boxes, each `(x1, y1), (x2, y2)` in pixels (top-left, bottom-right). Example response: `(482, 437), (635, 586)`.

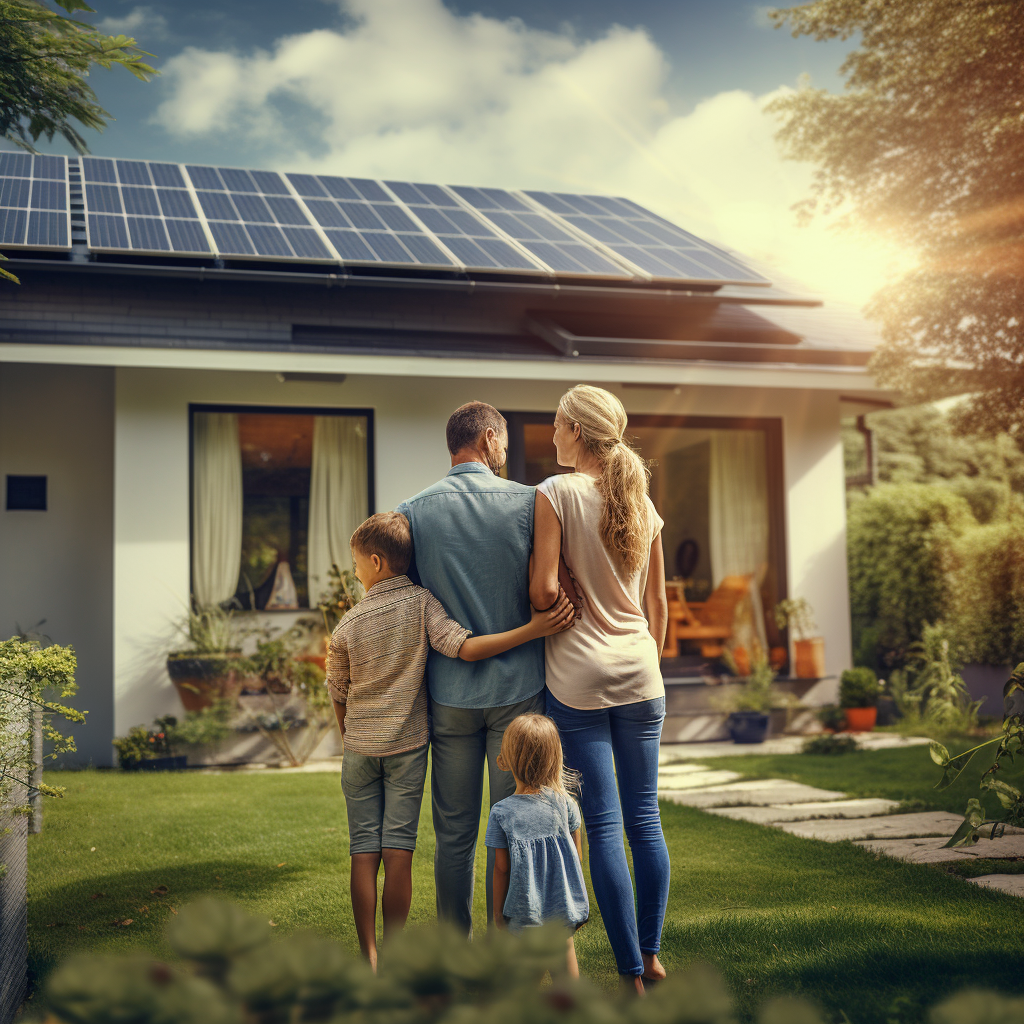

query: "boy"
(326, 511), (573, 970)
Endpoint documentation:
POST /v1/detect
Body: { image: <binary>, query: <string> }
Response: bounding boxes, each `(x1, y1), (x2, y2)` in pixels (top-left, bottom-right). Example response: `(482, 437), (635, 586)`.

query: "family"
(325, 384), (670, 993)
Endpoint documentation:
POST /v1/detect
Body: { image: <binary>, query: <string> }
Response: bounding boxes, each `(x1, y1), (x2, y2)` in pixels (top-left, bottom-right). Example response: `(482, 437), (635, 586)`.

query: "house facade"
(0, 155), (885, 764)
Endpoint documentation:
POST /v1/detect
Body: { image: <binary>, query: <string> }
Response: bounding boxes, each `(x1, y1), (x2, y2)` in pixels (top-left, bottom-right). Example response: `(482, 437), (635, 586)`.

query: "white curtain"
(709, 430), (770, 647)
(307, 416), (368, 607)
(192, 412), (243, 606)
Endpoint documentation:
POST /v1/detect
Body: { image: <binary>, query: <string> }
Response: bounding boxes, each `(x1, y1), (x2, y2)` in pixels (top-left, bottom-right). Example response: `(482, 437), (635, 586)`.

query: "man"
(396, 401), (568, 935)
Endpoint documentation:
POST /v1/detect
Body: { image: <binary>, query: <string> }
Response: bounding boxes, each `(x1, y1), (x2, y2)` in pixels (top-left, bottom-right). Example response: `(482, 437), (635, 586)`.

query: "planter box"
(0, 810), (28, 1024)
(134, 756), (188, 772)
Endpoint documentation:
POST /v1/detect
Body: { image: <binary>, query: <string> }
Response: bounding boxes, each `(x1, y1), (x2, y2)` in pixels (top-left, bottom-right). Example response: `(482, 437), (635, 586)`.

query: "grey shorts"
(341, 744), (428, 855)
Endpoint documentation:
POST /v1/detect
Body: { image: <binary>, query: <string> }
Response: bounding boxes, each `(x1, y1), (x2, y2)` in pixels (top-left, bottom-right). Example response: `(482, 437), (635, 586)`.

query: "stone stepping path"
(660, 778), (847, 808)
(707, 798), (899, 824)
(658, 761), (1024, 898)
(780, 811), (965, 841)
(968, 874), (1024, 896)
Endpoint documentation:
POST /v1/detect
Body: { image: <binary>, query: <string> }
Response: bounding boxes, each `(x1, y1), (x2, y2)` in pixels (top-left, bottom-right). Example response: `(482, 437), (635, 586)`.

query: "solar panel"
(384, 181), (545, 272)
(288, 174), (456, 268)
(524, 191), (769, 285)
(81, 157), (211, 255)
(185, 165), (332, 261)
(0, 153), (70, 249)
(0, 154), (772, 286)
(448, 186), (630, 278)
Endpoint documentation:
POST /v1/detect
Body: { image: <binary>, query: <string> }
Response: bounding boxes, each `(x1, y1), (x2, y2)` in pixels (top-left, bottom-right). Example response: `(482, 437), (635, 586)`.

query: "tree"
(0, 0), (155, 153)
(767, 0), (1024, 439)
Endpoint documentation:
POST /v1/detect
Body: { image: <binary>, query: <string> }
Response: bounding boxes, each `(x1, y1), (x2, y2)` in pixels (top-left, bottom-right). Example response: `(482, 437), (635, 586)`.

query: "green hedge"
(847, 484), (975, 669)
(946, 520), (1024, 666)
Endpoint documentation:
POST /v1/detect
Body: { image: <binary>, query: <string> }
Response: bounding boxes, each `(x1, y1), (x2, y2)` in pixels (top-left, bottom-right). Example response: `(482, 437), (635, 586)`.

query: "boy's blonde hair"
(496, 713), (578, 797)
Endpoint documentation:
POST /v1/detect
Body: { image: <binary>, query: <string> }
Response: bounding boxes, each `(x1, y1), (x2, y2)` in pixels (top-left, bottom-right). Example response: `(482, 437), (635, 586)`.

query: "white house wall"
(0, 363), (115, 765)
(112, 366), (852, 745)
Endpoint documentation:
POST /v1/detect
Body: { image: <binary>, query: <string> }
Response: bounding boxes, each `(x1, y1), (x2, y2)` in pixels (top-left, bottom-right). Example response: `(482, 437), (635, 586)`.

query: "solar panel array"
(0, 154), (769, 285)
(82, 157), (211, 254)
(0, 153), (70, 249)
(287, 174), (454, 268)
(450, 186), (629, 278)
(525, 191), (770, 284)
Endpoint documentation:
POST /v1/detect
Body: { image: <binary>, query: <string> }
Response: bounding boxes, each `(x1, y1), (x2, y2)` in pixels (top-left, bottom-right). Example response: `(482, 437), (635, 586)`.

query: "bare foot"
(620, 974), (645, 997)
(641, 953), (666, 982)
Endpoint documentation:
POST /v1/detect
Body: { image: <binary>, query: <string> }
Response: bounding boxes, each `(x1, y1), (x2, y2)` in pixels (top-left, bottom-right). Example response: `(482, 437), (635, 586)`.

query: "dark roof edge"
(2, 257), (823, 308)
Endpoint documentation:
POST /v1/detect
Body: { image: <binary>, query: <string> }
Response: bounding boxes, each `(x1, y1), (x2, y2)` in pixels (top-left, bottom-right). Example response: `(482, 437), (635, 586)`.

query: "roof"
(0, 152), (883, 374)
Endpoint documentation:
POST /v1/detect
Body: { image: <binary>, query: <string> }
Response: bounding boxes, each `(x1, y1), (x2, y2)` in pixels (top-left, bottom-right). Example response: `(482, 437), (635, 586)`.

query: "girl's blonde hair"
(559, 384), (651, 575)
(497, 714), (578, 797)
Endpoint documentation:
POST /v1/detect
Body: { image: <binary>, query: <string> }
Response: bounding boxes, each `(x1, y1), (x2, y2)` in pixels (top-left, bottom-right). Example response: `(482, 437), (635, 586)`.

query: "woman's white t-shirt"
(537, 472), (665, 710)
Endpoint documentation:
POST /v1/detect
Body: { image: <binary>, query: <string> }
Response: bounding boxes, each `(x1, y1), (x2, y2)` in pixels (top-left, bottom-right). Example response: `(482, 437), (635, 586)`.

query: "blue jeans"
(430, 691), (545, 935)
(546, 692), (670, 976)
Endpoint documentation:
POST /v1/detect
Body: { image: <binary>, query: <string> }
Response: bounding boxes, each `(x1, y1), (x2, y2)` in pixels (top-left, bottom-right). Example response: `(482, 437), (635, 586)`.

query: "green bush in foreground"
(38, 898), (1024, 1024)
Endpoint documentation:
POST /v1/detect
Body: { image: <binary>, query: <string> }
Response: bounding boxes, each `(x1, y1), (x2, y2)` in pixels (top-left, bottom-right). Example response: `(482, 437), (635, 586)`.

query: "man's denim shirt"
(396, 462), (543, 710)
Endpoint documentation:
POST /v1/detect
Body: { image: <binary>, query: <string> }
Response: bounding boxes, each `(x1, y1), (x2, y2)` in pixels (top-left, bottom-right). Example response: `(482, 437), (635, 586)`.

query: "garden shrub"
(847, 484), (974, 670)
(40, 898), (1024, 1024)
(946, 520), (1024, 667)
(839, 667), (879, 708)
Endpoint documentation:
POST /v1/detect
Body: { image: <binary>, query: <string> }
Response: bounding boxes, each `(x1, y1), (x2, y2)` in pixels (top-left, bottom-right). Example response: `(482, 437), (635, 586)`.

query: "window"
(505, 411), (787, 656)
(190, 406), (373, 610)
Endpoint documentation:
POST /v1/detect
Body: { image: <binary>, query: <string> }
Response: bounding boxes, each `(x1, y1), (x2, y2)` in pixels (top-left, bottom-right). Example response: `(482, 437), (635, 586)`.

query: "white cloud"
(152, 0), (909, 306)
(98, 5), (168, 39)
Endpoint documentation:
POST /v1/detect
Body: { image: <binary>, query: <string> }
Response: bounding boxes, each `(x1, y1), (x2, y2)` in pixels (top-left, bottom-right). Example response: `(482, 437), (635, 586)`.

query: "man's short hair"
(350, 512), (412, 574)
(446, 401), (507, 456)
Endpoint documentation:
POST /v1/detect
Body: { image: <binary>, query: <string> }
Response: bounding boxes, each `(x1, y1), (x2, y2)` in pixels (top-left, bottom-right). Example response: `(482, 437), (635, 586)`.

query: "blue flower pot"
(727, 711), (770, 744)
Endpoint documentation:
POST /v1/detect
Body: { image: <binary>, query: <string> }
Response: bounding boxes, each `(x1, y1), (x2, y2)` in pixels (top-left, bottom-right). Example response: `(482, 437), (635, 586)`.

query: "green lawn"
(28, 754), (1024, 1023)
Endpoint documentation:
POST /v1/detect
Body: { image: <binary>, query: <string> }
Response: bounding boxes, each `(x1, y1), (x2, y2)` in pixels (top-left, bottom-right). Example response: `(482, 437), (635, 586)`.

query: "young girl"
(485, 713), (589, 975)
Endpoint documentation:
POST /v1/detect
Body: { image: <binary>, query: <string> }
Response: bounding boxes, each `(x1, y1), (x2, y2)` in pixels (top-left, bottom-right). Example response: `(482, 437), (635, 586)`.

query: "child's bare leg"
(350, 852), (382, 970)
(380, 848), (414, 940)
(566, 935), (579, 978)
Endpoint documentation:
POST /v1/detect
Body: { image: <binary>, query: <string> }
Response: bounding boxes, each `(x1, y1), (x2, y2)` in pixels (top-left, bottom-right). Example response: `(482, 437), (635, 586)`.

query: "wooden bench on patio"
(663, 573), (754, 660)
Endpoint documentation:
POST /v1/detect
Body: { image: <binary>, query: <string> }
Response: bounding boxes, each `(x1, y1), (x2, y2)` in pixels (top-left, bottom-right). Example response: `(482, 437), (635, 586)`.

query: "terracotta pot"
(843, 706), (877, 732)
(731, 645), (751, 676)
(167, 654), (245, 711)
(295, 653), (327, 672)
(794, 637), (826, 679)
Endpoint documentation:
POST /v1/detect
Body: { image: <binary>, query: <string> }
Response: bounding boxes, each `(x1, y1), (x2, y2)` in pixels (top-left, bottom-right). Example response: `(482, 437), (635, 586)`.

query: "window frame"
(504, 410), (788, 608)
(188, 402), (376, 608)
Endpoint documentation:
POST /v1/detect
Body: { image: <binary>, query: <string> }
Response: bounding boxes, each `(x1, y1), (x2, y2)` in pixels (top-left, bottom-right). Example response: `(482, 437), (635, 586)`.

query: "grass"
(26, 756), (1024, 1023)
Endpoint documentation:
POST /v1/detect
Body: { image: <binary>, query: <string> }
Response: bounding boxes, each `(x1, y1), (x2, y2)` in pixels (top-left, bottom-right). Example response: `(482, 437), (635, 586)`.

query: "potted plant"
(839, 667), (881, 731)
(774, 598), (826, 678)
(717, 648), (794, 744)
(112, 718), (188, 771)
(166, 603), (251, 711)
(815, 704), (847, 733)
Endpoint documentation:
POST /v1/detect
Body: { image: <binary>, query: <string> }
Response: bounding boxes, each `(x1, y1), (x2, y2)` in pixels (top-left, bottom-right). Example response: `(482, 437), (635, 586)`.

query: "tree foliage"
(0, 636), (83, 813)
(768, 0), (1024, 437)
(0, 0), (156, 154)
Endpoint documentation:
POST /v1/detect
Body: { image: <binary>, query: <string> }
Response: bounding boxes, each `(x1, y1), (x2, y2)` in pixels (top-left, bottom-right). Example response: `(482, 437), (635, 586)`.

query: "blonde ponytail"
(558, 385), (651, 575)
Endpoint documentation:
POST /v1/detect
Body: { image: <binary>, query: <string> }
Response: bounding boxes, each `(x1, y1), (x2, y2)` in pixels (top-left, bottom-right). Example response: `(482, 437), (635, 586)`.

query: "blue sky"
(41, 0), (904, 303)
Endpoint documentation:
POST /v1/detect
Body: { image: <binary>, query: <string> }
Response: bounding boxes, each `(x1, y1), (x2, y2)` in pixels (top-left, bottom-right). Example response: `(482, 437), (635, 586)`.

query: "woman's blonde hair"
(496, 714), (578, 797)
(559, 384), (651, 575)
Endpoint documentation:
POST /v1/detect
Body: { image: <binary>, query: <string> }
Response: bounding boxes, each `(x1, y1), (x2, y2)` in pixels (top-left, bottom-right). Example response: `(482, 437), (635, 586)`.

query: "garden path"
(658, 737), (1024, 898)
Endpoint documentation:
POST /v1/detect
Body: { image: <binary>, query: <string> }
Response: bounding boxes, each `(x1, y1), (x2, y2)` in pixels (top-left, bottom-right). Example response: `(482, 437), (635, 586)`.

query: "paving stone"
(705, 798), (899, 824)
(657, 769), (742, 790)
(966, 875), (1024, 897)
(855, 833), (1024, 863)
(779, 811), (966, 842)
(659, 779), (846, 808)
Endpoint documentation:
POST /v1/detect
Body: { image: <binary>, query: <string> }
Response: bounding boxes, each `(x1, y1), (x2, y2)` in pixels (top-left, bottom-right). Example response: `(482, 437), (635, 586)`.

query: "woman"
(530, 384), (670, 993)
